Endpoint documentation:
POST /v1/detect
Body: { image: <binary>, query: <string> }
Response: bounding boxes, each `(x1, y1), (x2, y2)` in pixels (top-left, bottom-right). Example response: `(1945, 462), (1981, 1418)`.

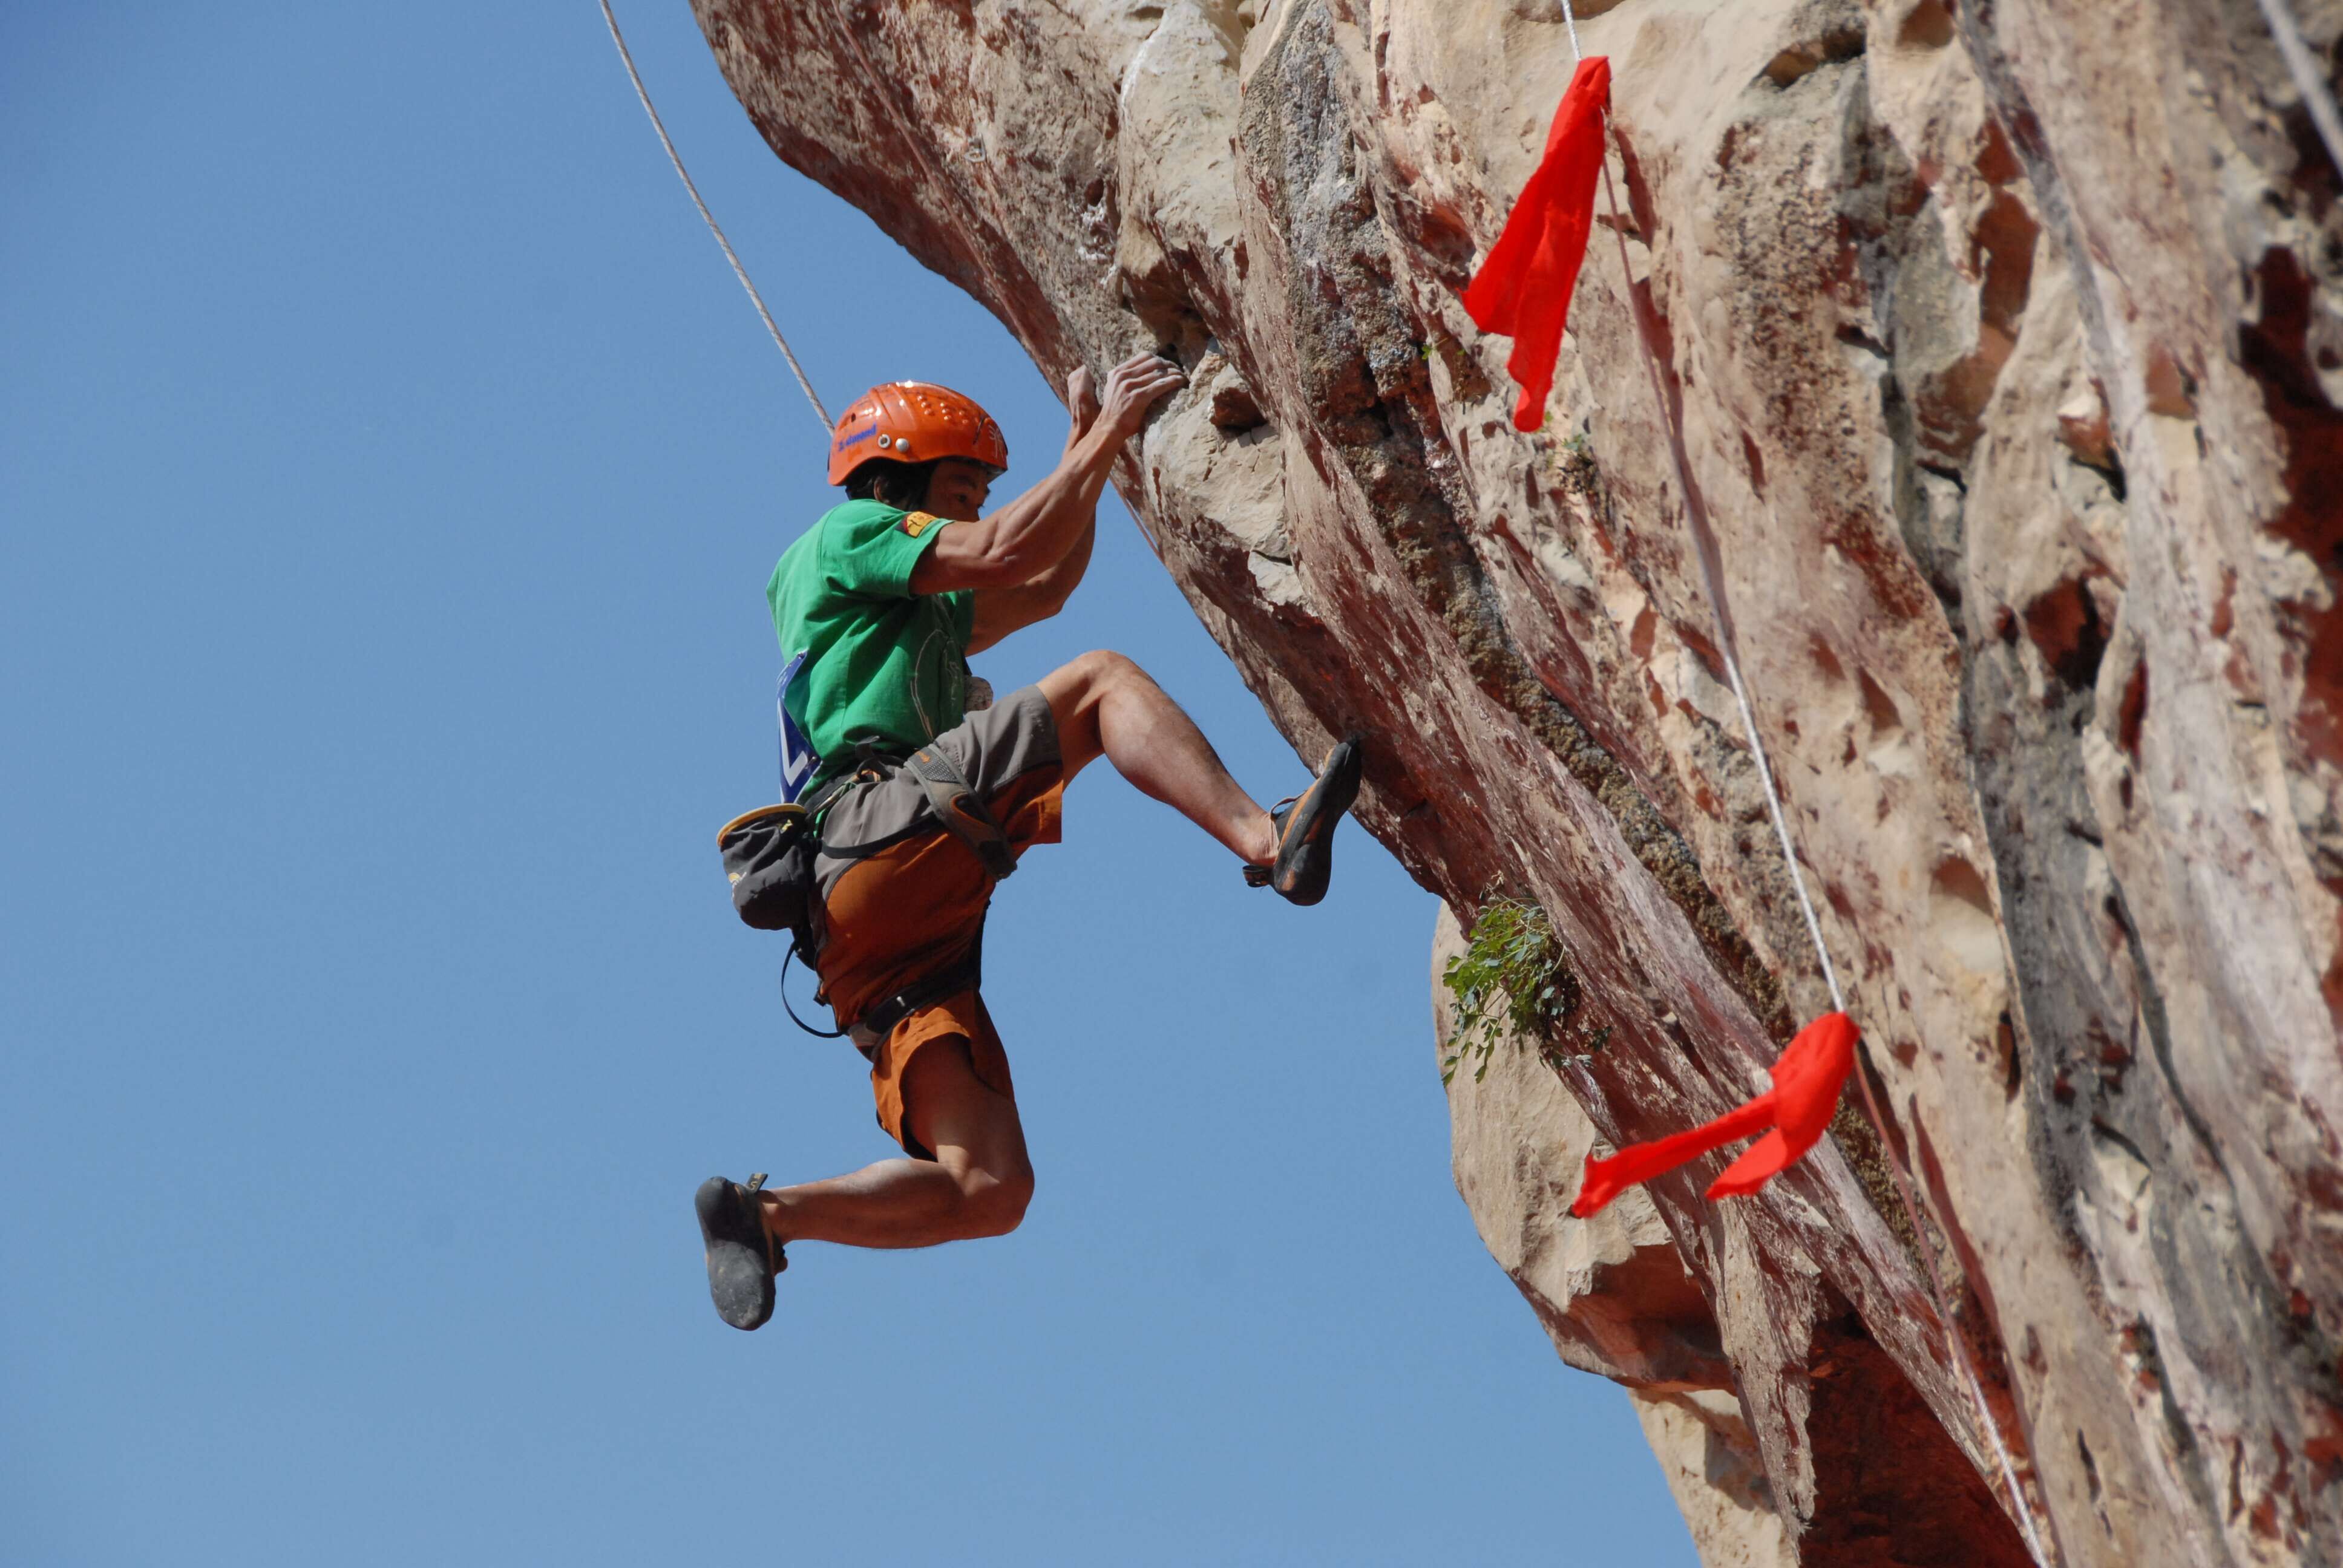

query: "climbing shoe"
(1245, 736), (1365, 906)
(696, 1173), (784, 1331)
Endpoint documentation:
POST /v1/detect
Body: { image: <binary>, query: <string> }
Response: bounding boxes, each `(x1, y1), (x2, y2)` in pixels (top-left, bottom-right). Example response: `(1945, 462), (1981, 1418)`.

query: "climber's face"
(923, 457), (995, 522)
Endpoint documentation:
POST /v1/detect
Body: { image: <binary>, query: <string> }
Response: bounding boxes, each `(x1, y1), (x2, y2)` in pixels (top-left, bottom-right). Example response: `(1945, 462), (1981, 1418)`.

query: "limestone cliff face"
(694, 1), (2343, 1561)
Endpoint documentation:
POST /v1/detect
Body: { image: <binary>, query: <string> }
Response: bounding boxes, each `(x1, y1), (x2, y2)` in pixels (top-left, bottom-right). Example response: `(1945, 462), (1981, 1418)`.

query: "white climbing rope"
(2253, 0), (2343, 181)
(1547, 9), (2051, 1563)
(1711, 523), (1845, 1011)
(598, 0), (834, 435)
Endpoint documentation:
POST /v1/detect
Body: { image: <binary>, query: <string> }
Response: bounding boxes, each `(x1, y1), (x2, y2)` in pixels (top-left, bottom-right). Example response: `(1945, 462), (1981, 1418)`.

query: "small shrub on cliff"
(1442, 892), (1588, 1085)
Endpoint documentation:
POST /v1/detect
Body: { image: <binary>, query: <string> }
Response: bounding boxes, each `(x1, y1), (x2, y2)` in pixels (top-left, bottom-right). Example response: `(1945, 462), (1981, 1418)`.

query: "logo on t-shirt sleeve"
(898, 511), (941, 539)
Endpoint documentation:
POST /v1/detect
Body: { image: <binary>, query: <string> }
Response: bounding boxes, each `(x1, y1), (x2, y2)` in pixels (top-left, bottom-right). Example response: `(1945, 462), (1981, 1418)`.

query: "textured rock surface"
(696, 1), (2343, 1561)
(1435, 903), (1797, 1566)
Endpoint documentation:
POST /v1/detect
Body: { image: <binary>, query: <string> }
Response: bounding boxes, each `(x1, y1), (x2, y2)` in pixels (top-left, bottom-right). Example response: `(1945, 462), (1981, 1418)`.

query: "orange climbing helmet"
(825, 381), (1009, 486)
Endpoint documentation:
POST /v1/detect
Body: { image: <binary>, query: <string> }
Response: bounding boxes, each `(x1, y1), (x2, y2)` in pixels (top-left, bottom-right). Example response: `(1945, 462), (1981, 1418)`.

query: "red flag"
(1570, 1011), (1860, 1216)
(1462, 56), (1613, 433)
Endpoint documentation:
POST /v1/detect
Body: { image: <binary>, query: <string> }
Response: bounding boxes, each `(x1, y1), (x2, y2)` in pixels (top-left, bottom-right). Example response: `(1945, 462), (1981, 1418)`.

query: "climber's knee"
(1040, 649), (1154, 768)
(949, 1160), (1034, 1238)
(1046, 648), (1145, 704)
(901, 1037), (1034, 1240)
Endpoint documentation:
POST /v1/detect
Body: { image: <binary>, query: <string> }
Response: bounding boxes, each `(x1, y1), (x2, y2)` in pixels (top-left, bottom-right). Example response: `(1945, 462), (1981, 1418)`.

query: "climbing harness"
(814, 742), (1008, 1053)
(1530, 4), (2049, 1557)
(800, 739), (1018, 881)
(718, 730), (1018, 1044)
(598, 0), (833, 434)
(847, 936), (986, 1056)
(901, 743), (1021, 881)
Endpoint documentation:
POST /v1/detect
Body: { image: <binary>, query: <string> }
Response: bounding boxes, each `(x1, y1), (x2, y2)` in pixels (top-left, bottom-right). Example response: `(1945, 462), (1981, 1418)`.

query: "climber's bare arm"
(962, 367), (1106, 653)
(913, 353), (1182, 599)
(965, 517), (1095, 654)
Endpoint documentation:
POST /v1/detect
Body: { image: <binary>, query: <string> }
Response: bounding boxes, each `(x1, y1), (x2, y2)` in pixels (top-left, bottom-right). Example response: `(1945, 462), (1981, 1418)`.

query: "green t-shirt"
(767, 498), (975, 782)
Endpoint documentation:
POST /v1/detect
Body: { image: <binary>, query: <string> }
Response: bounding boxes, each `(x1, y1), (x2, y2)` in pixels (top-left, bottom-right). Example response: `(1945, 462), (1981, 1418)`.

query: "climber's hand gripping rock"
(1094, 350), (1186, 443)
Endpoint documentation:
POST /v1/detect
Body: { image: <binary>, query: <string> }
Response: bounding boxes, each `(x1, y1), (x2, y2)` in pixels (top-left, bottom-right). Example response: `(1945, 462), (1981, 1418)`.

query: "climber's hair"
(841, 457), (939, 511)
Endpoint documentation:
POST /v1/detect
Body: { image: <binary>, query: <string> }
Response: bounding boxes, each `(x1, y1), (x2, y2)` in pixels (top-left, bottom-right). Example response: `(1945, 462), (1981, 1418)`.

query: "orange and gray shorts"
(810, 684), (1064, 1160)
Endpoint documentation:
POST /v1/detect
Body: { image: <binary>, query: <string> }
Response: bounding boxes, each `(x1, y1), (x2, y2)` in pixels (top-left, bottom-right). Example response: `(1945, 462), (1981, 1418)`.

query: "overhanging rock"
(695, 1), (2343, 1561)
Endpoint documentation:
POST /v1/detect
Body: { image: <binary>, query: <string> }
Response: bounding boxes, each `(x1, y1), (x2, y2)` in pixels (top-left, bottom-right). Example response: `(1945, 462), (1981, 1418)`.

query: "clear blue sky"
(1, 5), (1694, 1563)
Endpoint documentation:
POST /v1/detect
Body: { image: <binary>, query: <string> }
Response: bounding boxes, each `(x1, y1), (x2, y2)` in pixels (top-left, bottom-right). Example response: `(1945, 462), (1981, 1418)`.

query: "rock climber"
(696, 352), (1365, 1330)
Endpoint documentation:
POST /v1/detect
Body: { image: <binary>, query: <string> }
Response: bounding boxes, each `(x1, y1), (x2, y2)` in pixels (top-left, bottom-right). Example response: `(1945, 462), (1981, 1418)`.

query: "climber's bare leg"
(756, 1039), (1032, 1250)
(1040, 650), (1277, 866)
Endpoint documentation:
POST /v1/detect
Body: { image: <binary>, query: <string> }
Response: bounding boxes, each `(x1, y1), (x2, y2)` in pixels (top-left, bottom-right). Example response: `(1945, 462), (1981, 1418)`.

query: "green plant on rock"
(1533, 427), (1608, 514)
(1441, 890), (1588, 1085)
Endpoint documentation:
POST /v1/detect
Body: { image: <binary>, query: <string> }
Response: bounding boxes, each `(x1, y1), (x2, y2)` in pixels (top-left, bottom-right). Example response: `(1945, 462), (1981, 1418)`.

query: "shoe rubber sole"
(696, 1175), (780, 1331)
(1270, 737), (1364, 906)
